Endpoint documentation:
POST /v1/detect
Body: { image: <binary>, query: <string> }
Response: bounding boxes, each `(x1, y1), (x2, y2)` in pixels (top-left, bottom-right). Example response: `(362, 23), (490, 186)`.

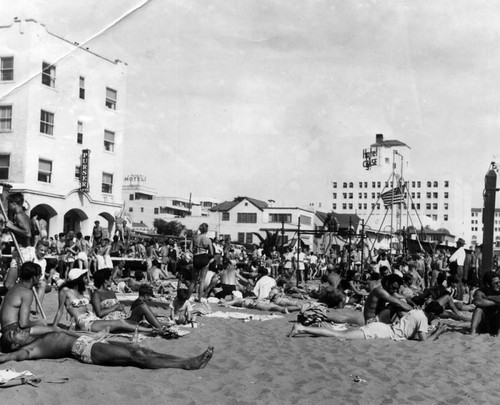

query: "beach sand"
(1, 291), (496, 405)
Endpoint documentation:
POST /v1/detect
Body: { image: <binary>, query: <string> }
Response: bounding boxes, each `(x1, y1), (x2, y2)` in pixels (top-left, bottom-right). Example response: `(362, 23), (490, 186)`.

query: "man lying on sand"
(0, 328), (214, 370)
(289, 301), (447, 342)
(219, 292), (300, 313)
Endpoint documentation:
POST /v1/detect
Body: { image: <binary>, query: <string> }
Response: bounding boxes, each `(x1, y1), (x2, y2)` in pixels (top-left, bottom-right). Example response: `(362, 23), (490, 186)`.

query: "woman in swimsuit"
(91, 268), (166, 330)
(192, 223), (214, 300)
(53, 268), (157, 334)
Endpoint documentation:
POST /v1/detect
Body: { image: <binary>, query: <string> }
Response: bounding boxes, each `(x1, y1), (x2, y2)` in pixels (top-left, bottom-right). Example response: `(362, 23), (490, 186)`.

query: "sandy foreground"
(0, 290), (497, 405)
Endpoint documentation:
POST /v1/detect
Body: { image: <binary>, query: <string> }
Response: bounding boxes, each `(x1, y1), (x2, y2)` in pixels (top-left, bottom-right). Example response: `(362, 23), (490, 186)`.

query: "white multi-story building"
(331, 134), (472, 243)
(0, 19), (126, 236)
(470, 208), (500, 251)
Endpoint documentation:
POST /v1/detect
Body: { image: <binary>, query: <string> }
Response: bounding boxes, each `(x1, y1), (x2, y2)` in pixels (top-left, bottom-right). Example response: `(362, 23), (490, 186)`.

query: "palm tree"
(252, 229), (280, 257)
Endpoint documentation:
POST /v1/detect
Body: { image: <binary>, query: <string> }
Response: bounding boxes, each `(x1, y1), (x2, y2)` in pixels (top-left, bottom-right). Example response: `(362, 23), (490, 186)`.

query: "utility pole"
(482, 163), (498, 279)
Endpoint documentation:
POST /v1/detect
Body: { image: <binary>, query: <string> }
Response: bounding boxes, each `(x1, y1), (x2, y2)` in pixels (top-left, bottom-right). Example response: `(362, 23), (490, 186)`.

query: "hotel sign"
(124, 174), (147, 183)
(362, 147), (377, 170)
(80, 149), (90, 192)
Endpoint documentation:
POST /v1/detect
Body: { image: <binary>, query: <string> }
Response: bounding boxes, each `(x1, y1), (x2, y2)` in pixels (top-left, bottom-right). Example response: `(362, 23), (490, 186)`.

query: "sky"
(2, 0), (500, 207)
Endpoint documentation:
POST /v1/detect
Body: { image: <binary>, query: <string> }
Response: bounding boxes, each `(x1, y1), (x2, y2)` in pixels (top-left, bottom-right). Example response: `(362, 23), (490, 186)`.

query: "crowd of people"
(1, 191), (500, 372)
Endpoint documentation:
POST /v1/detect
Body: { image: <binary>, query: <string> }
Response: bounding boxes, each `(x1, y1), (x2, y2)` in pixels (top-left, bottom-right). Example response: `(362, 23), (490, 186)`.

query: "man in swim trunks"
(0, 262), (58, 352)
(289, 301), (448, 341)
(0, 329), (214, 370)
(470, 271), (500, 335)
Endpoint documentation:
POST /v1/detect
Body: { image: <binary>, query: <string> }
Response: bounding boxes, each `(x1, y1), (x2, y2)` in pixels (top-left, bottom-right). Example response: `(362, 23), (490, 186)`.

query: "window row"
(332, 180), (450, 189)
(0, 57), (118, 109)
(0, 106), (116, 151)
(0, 154), (113, 193)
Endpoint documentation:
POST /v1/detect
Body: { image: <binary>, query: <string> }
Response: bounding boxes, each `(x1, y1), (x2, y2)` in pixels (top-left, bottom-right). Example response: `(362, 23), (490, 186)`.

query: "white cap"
(68, 268), (87, 281)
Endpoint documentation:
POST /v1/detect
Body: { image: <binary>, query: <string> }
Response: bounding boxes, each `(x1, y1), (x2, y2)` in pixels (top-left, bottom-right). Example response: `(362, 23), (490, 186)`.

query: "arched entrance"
(64, 208), (89, 234)
(96, 211), (115, 239)
(30, 203), (57, 239)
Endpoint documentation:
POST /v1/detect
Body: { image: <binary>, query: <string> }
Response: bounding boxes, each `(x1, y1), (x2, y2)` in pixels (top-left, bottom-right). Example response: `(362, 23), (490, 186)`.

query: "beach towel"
(297, 302), (328, 326)
(204, 311), (283, 321)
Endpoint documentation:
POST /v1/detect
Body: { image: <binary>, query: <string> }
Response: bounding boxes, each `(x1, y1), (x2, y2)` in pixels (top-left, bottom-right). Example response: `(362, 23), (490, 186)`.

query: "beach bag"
(297, 302), (328, 326)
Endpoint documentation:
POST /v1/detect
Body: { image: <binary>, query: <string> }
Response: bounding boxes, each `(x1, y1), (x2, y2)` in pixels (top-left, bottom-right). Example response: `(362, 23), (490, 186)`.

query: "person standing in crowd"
(92, 220), (103, 248)
(192, 223), (214, 300)
(449, 238), (466, 301)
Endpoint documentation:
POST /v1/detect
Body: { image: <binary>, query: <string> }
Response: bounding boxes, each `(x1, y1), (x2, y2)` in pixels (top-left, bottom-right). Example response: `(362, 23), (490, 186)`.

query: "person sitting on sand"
(91, 269), (168, 331)
(0, 262), (60, 353)
(220, 291), (300, 314)
(53, 268), (162, 335)
(363, 274), (414, 324)
(470, 271), (500, 335)
(289, 301), (448, 341)
(169, 288), (195, 325)
(252, 266), (277, 300)
(0, 328), (214, 370)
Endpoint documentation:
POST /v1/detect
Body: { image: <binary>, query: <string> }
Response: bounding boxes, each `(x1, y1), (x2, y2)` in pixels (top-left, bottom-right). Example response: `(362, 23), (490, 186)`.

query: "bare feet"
(185, 346), (215, 370)
(288, 323), (302, 337)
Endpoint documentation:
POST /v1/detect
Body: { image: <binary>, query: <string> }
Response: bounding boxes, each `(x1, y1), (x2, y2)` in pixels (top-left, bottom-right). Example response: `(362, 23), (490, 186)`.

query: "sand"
(0, 291), (497, 405)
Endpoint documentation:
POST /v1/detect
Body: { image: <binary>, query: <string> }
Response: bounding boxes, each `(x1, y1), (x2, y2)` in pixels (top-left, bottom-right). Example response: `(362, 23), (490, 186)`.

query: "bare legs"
(288, 323), (366, 339)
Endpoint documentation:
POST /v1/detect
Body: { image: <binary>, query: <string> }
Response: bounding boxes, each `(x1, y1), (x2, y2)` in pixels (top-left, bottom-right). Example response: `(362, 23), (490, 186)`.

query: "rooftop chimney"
(376, 134), (384, 144)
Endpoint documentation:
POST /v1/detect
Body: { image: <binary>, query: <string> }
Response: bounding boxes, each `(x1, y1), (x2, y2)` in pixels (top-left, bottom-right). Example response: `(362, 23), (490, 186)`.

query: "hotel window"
(104, 130), (115, 152)
(411, 193), (415, 199)
(358, 203), (362, 209)
(412, 181), (415, 188)
(237, 213), (257, 223)
(364, 203), (367, 209)
(332, 193), (337, 199)
(426, 192), (431, 198)
(417, 181), (421, 188)
(141, 207), (144, 213)
(343, 182), (347, 188)
(444, 215), (448, 221)
(41, 62), (56, 87)
(348, 203), (353, 209)
(154, 208), (159, 214)
(433, 192), (438, 198)
(332, 203), (337, 210)
(358, 192), (363, 199)
(40, 110), (54, 135)
(222, 212), (230, 221)
(426, 203), (431, 210)
(129, 207), (133, 212)
(372, 182), (376, 188)
(332, 182), (337, 188)
(433, 203), (438, 210)
(444, 203), (448, 210)
(269, 213), (291, 223)
(427, 181), (432, 187)
(342, 203), (347, 209)
(105, 87), (117, 110)
(0, 105), (12, 131)
(434, 181), (438, 187)
(238, 233), (245, 243)
(0, 154), (10, 180)
(349, 193), (353, 199)
(364, 182), (368, 188)
(129, 194), (134, 200)
(376, 203), (380, 209)
(77, 121), (83, 144)
(79, 76), (85, 99)
(372, 192), (376, 198)
(417, 192), (421, 198)
(38, 159), (52, 183)
(0, 57), (13, 81)
(246, 233), (253, 244)
(364, 193), (368, 198)
(359, 182), (363, 188)
(416, 203), (420, 210)
(343, 193), (347, 199)
(432, 215), (438, 221)
(377, 182), (381, 188)
(444, 180), (449, 187)
(444, 192), (449, 199)
(102, 172), (113, 193)
(74, 165), (81, 180)
(349, 182), (353, 188)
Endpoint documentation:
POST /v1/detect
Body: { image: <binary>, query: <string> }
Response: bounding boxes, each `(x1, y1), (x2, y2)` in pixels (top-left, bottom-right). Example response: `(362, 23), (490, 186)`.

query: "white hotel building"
(0, 19), (126, 237)
(331, 134), (472, 243)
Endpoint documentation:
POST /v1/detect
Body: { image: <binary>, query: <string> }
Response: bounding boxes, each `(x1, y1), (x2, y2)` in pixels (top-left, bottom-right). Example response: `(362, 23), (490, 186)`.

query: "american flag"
(380, 185), (406, 207)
